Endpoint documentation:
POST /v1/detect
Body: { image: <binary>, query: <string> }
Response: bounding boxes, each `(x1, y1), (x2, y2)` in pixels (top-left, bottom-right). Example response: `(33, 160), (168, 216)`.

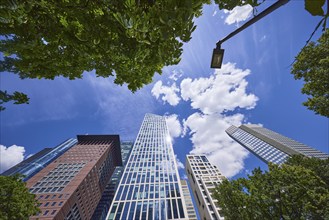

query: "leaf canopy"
(214, 156), (329, 220)
(0, 175), (40, 220)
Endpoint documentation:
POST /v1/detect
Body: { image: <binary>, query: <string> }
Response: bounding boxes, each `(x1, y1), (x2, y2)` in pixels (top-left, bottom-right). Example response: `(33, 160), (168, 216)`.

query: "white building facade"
(186, 155), (225, 220)
(106, 113), (188, 219)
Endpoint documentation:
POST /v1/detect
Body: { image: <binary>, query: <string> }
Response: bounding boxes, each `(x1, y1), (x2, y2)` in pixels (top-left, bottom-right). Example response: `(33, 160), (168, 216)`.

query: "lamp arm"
(216, 0), (289, 46)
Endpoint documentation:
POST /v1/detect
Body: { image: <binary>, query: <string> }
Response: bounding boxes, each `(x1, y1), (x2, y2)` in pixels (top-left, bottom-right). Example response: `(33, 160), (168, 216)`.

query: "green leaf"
(0, 0), (209, 106)
(305, 0), (325, 16)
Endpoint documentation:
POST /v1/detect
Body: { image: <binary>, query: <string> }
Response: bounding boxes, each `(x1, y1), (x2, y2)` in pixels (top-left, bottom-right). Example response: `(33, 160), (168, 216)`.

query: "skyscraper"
(92, 141), (134, 220)
(106, 113), (188, 220)
(180, 180), (198, 220)
(1, 138), (77, 181)
(26, 135), (122, 219)
(186, 155), (225, 220)
(226, 124), (329, 164)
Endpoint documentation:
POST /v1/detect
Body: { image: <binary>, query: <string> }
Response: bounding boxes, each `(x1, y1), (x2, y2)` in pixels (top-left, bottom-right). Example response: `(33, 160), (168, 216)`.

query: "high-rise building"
(180, 180), (198, 220)
(186, 155), (225, 220)
(106, 113), (189, 220)
(92, 141), (134, 220)
(1, 138), (77, 181)
(26, 135), (122, 219)
(226, 124), (329, 164)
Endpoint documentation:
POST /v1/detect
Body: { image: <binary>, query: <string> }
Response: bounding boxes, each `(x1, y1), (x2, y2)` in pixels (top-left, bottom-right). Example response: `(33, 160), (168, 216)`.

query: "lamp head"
(210, 46), (224, 69)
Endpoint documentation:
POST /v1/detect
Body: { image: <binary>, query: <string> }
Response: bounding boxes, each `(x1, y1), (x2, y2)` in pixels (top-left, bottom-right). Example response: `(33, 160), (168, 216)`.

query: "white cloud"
(180, 63), (258, 114)
(179, 63), (258, 177)
(166, 114), (182, 139)
(183, 113), (249, 177)
(151, 81), (181, 106)
(224, 5), (253, 25)
(212, 10), (218, 16)
(168, 69), (183, 81)
(175, 154), (185, 170)
(151, 62), (258, 177)
(0, 145), (26, 173)
(260, 35), (267, 42)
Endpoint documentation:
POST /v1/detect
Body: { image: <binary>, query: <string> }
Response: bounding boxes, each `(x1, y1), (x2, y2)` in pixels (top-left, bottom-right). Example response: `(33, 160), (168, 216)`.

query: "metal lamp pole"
(211, 0), (290, 68)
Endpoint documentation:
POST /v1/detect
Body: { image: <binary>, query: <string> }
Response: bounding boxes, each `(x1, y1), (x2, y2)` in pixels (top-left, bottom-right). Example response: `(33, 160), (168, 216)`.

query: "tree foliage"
(0, 90), (29, 111)
(0, 0), (327, 110)
(214, 156), (329, 220)
(0, 0), (208, 89)
(214, 0), (262, 11)
(0, 175), (40, 220)
(291, 29), (329, 118)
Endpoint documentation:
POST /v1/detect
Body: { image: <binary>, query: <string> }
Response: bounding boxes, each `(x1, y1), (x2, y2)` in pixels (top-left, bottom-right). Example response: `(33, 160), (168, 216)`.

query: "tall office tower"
(1, 138), (77, 181)
(92, 141), (134, 220)
(226, 124), (329, 165)
(186, 155), (225, 220)
(27, 135), (122, 219)
(180, 180), (198, 220)
(106, 113), (188, 220)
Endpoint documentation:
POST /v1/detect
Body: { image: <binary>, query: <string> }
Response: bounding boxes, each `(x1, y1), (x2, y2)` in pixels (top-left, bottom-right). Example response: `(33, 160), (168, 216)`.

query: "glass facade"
(226, 126), (289, 164)
(2, 138), (77, 181)
(92, 141), (134, 220)
(226, 124), (328, 165)
(106, 113), (188, 220)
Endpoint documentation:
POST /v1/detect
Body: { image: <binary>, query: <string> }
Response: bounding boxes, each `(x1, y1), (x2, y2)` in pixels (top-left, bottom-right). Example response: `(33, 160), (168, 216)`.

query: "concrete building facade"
(27, 135), (122, 219)
(180, 180), (198, 220)
(186, 155), (225, 220)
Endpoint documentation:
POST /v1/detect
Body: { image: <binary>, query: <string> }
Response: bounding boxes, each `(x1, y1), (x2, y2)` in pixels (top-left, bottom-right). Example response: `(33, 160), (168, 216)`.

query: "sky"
(1, 1), (328, 179)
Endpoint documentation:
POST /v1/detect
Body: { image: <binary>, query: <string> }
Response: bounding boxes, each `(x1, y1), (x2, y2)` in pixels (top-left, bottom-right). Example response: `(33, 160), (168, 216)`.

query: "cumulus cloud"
(175, 154), (185, 170)
(224, 5), (253, 25)
(169, 69), (183, 81)
(151, 81), (181, 106)
(183, 113), (249, 177)
(180, 63), (258, 177)
(180, 62), (258, 114)
(0, 145), (26, 173)
(166, 114), (182, 139)
(151, 62), (258, 177)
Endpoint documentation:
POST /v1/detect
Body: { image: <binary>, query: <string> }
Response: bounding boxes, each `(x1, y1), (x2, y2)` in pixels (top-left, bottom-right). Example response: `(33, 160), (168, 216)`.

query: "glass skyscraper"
(226, 124), (329, 164)
(106, 113), (188, 220)
(92, 141), (134, 220)
(1, 138), (77, 181)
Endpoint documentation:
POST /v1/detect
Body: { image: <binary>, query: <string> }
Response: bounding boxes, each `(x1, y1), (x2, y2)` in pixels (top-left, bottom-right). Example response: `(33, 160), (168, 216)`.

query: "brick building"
(26, 135), (122, 219)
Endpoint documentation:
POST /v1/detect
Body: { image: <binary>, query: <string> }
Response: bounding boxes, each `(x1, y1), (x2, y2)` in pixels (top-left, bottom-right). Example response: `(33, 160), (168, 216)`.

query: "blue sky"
(1, 1), (328, 178)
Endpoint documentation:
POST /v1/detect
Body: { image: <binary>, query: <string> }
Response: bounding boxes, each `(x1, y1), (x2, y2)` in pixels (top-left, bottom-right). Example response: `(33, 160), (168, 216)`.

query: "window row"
(120, 171), (178, 185)
(115, 183), (182, 201)
(108, 199), (185, 220)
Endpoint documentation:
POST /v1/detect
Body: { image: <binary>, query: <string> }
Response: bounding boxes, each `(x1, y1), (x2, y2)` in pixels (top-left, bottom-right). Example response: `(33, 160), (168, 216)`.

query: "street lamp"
(211, 46), (224, 68)
(211, 0), (290, 69)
